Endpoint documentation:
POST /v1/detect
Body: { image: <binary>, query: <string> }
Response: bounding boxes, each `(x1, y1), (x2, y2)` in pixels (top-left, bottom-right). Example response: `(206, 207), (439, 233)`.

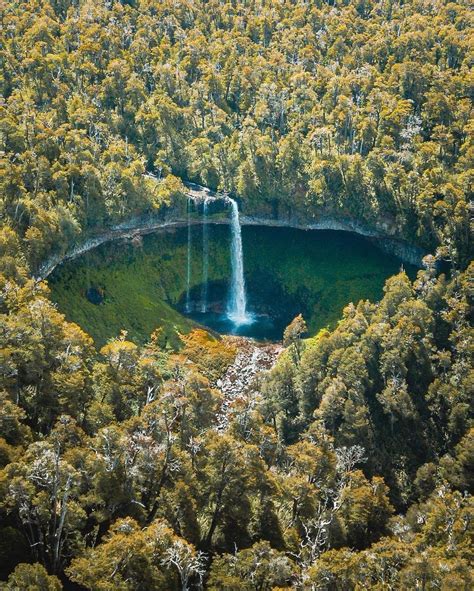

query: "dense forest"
(0, 0), (472, 590)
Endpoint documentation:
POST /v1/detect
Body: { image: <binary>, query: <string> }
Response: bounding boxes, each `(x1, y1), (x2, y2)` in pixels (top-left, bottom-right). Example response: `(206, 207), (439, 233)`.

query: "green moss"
(242, 226), (416, 333)
(48, 225), (417, 346)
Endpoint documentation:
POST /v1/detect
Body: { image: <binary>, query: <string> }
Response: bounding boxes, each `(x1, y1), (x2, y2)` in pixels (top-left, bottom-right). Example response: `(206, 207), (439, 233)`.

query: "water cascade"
(183, 191), (252, 327)
(185, 197), (192, 313)
(227, 197), (252, 325)
(200, 198), (210, 312)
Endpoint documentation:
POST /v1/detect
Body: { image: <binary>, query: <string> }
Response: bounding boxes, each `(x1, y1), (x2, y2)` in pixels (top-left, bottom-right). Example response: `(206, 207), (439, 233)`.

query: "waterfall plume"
(227, 197), (252, 325)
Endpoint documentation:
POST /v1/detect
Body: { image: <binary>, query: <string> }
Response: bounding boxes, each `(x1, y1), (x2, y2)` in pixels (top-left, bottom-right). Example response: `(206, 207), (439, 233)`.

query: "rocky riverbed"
(216, 337), (283, 431)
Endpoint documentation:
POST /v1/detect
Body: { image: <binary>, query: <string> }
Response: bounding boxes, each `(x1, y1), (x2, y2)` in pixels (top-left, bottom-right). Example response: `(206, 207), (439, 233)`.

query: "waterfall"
(184, 192), (251, 325)
(200, 198), (209, 313)
(185, 197), (192, 313)
(227, 197), (251, 325)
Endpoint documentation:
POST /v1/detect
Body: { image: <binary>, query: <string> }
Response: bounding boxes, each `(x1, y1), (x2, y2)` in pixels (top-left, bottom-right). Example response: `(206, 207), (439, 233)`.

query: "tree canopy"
(0, 0), (472, 589)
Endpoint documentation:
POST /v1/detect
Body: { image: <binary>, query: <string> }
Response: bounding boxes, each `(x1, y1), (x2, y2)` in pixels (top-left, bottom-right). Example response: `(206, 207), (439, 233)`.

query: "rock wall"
(239, 215), (424, 267)
(37, 189), (425, 280)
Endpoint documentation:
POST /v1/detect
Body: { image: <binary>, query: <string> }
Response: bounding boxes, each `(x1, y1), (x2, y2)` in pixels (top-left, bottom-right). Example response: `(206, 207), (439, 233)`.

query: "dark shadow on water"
(187, 310), (283, 341)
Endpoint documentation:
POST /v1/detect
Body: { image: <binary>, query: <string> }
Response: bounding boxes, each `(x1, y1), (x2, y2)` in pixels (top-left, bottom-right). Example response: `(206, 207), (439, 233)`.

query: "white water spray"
(227, 197), (252, 325)
(185, 197), (192, 313)
(200, 198), (209, 313)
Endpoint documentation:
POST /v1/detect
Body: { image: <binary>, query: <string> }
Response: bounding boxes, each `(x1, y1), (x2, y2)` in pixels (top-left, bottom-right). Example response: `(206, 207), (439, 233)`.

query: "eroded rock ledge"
(37, 185), (425, 280)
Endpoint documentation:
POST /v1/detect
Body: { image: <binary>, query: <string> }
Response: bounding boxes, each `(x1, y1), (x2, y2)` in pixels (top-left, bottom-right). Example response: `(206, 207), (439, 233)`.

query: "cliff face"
(239, 215), (424, 267)
(186, 183), (426, 266)
(37, 190), (425, 279)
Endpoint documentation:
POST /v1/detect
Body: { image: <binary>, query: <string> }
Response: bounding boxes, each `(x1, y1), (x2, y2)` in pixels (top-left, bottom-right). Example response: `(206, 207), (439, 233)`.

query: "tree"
(66, 518), (194, 591)
(283, 314), (307, 364)
(196, 432), (267, 550)
(0, 437), (86, 574)
(208, 541), (296, 591)
(0, 563), (62, 591)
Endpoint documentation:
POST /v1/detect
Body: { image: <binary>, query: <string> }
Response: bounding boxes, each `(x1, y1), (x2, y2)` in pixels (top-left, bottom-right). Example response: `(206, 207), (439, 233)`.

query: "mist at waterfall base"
(184, 279), (279, 340)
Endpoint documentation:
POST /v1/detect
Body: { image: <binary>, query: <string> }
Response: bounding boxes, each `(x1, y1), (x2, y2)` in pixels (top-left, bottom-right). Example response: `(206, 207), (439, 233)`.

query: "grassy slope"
(48, 226), (230, 348)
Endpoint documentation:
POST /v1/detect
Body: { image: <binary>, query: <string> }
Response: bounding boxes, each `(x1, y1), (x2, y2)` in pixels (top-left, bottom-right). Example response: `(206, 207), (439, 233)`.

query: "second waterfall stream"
(200, 197), (209, 313)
